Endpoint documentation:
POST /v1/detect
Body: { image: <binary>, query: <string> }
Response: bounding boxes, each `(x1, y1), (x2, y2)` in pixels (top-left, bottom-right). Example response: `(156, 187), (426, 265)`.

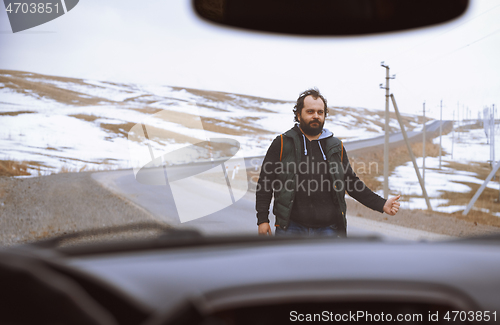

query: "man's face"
(297, 95), (326, 136)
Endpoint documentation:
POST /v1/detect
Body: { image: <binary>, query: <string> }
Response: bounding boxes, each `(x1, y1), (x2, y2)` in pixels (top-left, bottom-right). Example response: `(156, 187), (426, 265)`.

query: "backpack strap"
(280, 134), (283, 161)
(341, 141), (343, 163)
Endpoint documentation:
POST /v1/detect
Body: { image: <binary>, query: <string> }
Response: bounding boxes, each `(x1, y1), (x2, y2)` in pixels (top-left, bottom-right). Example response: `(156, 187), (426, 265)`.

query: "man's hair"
(293, 88), (328, 123)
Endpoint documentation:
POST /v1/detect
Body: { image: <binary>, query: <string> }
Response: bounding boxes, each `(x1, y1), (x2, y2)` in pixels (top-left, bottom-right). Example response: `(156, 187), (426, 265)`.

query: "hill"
(1, 69), (427, 176)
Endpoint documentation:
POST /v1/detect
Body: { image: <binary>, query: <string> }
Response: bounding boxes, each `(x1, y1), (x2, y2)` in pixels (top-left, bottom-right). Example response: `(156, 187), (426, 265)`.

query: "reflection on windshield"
(1, 0), (500, 246)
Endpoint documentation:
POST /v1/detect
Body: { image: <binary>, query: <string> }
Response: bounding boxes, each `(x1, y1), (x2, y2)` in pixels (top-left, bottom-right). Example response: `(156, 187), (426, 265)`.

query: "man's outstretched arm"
(343, 147), (400, 215)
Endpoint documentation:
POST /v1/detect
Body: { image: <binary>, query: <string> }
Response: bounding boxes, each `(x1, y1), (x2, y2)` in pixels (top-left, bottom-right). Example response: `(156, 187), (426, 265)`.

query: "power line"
(399, 27), (500, 76)
(437, 27), (500, 58)
(388, 2), (500, 61)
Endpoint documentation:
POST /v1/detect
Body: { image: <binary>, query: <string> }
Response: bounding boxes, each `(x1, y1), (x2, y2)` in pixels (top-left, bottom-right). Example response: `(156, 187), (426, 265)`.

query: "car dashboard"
(2, 233), (499, 325)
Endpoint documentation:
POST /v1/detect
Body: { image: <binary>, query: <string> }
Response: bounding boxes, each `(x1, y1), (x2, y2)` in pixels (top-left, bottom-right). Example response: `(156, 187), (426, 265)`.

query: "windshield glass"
(1, 0), (500, 246)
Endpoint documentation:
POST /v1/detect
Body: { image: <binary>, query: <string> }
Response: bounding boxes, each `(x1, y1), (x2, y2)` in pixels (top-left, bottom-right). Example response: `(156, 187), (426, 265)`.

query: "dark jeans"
(275, 220), (340, 237)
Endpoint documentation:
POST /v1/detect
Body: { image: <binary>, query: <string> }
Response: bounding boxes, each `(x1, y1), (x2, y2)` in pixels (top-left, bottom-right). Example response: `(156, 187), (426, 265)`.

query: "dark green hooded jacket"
(256, 125), (386, 235)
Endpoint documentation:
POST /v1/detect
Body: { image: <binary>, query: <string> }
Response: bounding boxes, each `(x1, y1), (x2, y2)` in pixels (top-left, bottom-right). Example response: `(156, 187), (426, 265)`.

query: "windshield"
(1, 0), (500, 247)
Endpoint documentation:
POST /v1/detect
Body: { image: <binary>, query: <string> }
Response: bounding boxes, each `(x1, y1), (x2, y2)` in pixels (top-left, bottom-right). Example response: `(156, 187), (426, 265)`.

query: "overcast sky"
(1, 0), (500, 120)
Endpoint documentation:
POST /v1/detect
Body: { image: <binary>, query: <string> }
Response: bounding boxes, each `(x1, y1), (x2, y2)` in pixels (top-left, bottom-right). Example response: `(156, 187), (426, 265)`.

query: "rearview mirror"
(193, 0), (469, 35)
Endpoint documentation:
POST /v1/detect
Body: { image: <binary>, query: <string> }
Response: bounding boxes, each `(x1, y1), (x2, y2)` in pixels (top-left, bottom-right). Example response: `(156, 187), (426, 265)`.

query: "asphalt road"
(92, 120), (451, 241)
(345, 119), (449, 152)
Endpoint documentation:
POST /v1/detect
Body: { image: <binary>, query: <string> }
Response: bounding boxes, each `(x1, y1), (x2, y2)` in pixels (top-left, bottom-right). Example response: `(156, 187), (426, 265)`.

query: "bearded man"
(256, 88), (400, 236)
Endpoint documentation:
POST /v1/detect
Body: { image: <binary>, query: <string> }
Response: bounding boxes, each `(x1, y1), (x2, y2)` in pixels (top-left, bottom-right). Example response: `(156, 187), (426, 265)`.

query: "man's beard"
(299, 119), (324, 136)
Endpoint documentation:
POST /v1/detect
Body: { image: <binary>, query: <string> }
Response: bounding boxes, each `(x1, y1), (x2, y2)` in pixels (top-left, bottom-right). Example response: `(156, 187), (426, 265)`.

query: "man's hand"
(383, 195), (401, 215)
(258, 223), (272, 236)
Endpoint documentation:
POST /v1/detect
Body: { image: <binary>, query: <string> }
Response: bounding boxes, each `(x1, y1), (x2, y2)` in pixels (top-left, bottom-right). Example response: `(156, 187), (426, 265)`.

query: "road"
(345, 119), (450, 152)
(92, 120), (452, 241)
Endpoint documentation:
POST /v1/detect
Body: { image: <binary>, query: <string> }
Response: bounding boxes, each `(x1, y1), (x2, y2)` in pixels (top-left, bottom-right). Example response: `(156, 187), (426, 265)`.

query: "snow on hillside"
(0, 70), (425, 176)
(381, 125), (500, 216)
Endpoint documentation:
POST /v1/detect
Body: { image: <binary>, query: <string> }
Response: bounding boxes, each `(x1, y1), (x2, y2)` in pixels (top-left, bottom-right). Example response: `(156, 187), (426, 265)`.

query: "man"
(256, 88), (400, 236)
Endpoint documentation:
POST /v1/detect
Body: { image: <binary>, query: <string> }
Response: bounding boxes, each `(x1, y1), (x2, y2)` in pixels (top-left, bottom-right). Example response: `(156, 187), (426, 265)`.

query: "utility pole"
(464, 160), (500, 215)
(485, 106), (490, 145)
(492, 104), (495, 166)
(496, 105), (500, 201)
(439, 100), (443, 169)
(391, 94), (432, 210)
(489, 105), (493, 162)
(380, 62), (395, 199)
(452, 111), (455, 160)
(423, 102), (426, 184)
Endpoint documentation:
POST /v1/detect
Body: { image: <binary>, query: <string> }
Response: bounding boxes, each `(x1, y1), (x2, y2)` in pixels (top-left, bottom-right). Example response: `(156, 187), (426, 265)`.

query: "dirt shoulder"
(0, 172), (158, 246)
(346, 198), (500, 238)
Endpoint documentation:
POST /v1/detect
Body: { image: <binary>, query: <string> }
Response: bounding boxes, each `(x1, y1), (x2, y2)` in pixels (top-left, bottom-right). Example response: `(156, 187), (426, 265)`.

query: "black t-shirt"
(289, 136), (341, 227)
